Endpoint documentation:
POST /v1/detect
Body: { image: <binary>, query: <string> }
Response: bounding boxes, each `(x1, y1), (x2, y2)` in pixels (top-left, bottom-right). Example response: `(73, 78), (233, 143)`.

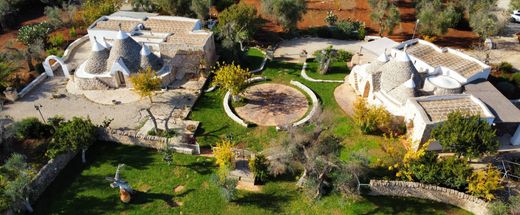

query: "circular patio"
(234, 83), (309, 126)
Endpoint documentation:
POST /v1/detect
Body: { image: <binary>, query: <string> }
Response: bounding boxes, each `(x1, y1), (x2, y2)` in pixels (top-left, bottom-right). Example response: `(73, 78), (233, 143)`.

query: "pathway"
(334, 81), (359, 116)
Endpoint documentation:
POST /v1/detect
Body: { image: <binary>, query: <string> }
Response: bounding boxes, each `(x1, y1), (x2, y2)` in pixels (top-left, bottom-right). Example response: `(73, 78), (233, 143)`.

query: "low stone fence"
(96, 128), (200, 155)
(300, 62), (344, 83)
(368, 180), (489, 215)
(17, 73), (48, 99)
(223, 77), (267, 127)
(29, 152), (77, 202)
(290, 80), (321, 127)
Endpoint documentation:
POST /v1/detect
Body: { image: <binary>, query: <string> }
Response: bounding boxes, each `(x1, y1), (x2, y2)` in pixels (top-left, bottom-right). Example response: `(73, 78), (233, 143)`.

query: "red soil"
(243, 0), (479, 48)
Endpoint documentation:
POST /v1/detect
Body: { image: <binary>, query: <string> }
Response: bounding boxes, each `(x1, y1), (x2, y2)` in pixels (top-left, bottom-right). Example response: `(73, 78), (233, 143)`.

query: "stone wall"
(96, 128), (200, 154)
(29, 152), (77, 202)
(368, 180), (489, 215)
(17, 73), (48, 99)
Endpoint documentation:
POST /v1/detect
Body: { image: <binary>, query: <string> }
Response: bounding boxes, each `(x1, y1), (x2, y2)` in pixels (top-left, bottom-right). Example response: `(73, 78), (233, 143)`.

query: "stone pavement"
(334, 80), (359, 116)
(234, 83), (309, 126)
(274, 37), (377, 63)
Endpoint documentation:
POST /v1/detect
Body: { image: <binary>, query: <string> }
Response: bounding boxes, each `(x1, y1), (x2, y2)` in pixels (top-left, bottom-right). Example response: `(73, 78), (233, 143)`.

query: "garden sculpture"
(106, 164), (134, 203)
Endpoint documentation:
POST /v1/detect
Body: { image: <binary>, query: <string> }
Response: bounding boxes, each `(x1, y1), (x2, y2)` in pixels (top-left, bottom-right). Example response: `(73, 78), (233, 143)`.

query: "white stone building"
(348, 38), (520, 150)
(55, 11), (217, 90)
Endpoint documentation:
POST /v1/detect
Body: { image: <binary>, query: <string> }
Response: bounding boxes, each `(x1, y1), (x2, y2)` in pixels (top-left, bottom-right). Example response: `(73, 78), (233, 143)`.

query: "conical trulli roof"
(84, 38), (109, 74)
(379, 51), (421, 93)
(140, 44), (163, 71)
(106, 30), (142, 73)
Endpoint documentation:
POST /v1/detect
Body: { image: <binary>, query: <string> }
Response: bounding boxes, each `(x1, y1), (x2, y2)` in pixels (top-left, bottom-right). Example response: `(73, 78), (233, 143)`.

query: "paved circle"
(234, 83), (309, 126)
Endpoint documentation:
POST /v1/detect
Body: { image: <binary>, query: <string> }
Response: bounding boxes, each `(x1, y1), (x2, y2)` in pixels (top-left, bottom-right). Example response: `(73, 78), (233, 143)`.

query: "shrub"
(303, 19), (366, 40)
(408, 152), (472, 190)
(489, 200), (509, 215)
(467, 165), (503, 201)
(512, 73), (520, 87)
(431, 111), (499, 159)
(324, 11), (338, 26)
(497, 62), (514, 73)
(44, 6), (63, 28)
(46, 117), (97, 159)
(353, 98), (391, 134)
(49, 33), (65, 48)
(68, 27), (77, 39)
(249, 154), (269, 184)
(17, 23), (51, 46)
(46, 48), (64, 57)
(11, 117), (52, 140)
(215, 0), (235, 11)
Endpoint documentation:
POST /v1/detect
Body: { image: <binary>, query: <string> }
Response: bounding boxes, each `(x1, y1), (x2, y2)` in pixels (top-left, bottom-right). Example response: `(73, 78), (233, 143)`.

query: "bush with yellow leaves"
(213, 139), (235, 181)
(467, 165), (503, 201)
(353, 97), (391, 134)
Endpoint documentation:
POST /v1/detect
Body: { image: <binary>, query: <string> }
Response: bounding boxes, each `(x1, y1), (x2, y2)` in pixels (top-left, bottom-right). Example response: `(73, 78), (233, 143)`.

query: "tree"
(0, 59), (17, 90)
(130, 67), (162, 133)
(416, 0), (461, 38)
(191, 0), (211, 22)
(151, 0), (192, 16)
(249, 154), (269, 184)
(130, 0), (157, 12)
(46, 117), (97, 163)
(512, 0), (520, 11)
(130, 67), (162, 103)
(262, 0), (306, 32)
(0, 0), (24, 32)
(16, 23), (50, 71)
(44, 6), (64, 29)
(469, 8), (498, 41)
(211, 62), (251, 101)
(1, 153), (33, 213)
(216, 3), (258, 51)
(368, 0), (400, 37)
(266, 112), (367, 199)
(430, 111), (499, 159)
(213, 138), (237, 201)
(313, 46), (351, 74)
(82, 0), (122, 25)
(467, 165), (503, 200)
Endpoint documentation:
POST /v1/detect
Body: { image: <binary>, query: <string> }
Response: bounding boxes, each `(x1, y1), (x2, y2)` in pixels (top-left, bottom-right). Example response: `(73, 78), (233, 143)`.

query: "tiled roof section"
(417, 97), (485, 122)
(94, 19), (140, 32)
(406, 43), (484, 78)
(166, 33), (209, 45)
(143, 19), (195, 33)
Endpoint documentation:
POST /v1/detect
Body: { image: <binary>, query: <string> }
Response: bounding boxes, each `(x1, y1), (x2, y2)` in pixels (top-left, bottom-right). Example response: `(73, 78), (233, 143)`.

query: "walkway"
(64, 39), (91, 71)
(334, 81), (359, 116)
(274, 37), (377, 63)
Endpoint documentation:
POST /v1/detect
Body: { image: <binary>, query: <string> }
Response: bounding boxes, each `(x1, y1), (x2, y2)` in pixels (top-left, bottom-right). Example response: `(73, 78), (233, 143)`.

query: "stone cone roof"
(84, 39), (110, 74)
(106, 30), (142, 73)
(140, 45), (163, 71)
(388, 83), (416, 104)
(379, 51), (421, 93)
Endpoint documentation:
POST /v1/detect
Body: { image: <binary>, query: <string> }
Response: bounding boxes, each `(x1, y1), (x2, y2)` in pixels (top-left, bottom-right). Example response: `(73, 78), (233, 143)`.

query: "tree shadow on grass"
(131, 189), (194, 207)
(89, 142), (155, 170)
(174, 158), (215, 175)
(360, 196), (467, 215)
(233, 190), (295, 214)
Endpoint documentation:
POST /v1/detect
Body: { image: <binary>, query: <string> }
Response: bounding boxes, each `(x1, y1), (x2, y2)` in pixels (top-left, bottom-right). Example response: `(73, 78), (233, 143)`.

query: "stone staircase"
(95, 77), (112, 90)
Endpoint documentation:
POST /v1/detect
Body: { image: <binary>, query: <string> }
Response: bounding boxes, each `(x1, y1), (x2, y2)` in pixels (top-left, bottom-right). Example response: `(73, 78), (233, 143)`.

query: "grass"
(243, 48), (265, 71)
(34, 142), (471, 215)
(305, 60), (350, 81)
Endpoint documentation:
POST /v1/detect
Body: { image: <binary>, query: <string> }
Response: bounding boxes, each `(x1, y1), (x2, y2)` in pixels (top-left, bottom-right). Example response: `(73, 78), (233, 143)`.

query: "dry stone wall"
(96, 128), (200, 154)
(368, 180), (489, 215)
(28, 152), (77, 202)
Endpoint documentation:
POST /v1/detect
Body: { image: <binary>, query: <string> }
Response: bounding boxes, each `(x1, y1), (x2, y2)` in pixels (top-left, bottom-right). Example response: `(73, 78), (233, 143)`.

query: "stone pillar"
(511, 125), (520, 145)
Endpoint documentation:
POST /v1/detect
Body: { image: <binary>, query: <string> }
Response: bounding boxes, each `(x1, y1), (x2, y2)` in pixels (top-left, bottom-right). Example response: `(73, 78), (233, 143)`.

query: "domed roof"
(387, 83), (416, 104)
(106, 30), (142, 73)
(379, 51), (421, 93)
(366, 53), (389, 74)
(84, 38), (109, 74)
(140, 44), (163, 71)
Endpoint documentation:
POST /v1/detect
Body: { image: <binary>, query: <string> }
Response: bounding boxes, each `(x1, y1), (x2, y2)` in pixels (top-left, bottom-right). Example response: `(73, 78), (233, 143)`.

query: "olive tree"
(431, 111), (499, 159)
(416, 0), (461, 37)
(152, 0), (192, 16)
(191, 0), (211, 22)
(130, 67), (162, 133)
(216, 3), (258, 51)
(16, 23), (50, 71)
(368, 0), (400, 37)
(469, 9), (499, 41)
(131, 0), (157, 12)
(262, 0), (306, 32)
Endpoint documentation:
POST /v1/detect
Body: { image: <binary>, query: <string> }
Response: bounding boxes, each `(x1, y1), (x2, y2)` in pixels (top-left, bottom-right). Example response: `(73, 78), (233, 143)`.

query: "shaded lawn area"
(242, 48), (265, 71)
(34, 142), (470, 215)
(305, 60), (350, 81)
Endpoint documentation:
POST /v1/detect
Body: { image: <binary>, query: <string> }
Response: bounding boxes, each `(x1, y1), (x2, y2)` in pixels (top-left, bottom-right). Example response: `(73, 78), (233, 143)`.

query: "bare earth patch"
(235, 83), (309, 126)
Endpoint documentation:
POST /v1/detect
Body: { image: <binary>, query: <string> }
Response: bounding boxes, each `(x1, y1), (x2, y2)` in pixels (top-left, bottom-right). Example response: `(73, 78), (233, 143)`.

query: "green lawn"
(305, 60), (350, 81)
(243, 48), (265, 71)
(34, 142), (471, 215)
